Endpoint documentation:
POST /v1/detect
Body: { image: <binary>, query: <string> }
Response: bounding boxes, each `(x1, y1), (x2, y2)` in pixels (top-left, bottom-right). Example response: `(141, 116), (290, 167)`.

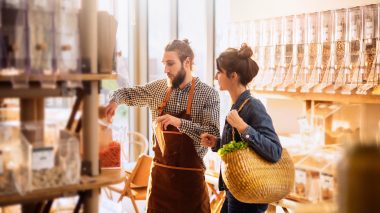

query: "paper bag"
(153, 122), (166, 155)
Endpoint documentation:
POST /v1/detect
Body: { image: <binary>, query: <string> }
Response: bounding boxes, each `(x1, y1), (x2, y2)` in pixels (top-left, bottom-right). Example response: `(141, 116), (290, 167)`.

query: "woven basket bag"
(221, 147), (295, 203)
(220, 98), (295, 203)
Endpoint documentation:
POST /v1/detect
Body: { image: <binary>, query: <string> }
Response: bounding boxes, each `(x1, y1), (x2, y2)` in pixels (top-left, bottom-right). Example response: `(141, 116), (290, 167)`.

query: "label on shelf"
(336, 25), (344, 40)
(351, 25), (358, 40)
(365, 19), (374, 39)
(0, 152), (3, 175)
(321, 173), (334, 188)
(323, 26), (329, 42)
(32, 147), (54, 170)
(310, 26), (316, 42)
(296, 169), (307, 184)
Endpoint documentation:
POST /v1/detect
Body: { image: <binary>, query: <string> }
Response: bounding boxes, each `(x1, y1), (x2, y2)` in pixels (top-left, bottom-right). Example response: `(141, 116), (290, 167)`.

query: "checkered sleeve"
(109, 80), (166, 107)
(179, 87), (220, 150)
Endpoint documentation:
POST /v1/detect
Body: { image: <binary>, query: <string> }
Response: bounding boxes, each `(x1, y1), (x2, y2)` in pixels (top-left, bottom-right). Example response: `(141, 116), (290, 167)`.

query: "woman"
(201, 43), (282, 213)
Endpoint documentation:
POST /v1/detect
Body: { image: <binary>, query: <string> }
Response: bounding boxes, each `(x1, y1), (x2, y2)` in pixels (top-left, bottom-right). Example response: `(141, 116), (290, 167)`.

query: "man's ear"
(184, 57), (192, 69)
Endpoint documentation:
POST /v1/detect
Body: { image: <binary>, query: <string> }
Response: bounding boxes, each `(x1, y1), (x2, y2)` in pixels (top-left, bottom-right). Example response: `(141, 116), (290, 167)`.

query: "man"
(105, 39), (220, 212)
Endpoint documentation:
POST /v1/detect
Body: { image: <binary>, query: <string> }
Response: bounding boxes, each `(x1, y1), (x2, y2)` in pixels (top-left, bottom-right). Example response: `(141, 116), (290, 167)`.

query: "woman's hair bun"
(237, 43), (253, 59)
(182, 38), (190, 45)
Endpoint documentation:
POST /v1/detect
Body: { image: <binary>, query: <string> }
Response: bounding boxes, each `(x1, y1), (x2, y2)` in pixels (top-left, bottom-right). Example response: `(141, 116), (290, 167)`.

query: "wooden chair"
(107, 154), (153, 213)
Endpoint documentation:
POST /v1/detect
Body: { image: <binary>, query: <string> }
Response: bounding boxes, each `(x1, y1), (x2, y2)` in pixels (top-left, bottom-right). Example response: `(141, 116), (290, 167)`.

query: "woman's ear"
(231, 72), (238, 79)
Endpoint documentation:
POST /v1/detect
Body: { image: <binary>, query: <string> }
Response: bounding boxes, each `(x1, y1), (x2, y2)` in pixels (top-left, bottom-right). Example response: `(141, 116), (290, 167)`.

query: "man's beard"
(168, 65), (186, 88)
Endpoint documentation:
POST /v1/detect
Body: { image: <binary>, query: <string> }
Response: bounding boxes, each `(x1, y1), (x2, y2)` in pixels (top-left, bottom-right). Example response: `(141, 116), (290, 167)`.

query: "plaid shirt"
(110, 77), (220, 161)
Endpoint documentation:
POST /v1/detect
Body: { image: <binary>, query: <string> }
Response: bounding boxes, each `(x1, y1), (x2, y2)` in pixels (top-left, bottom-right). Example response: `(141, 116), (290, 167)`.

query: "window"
(178, 0), (208, 82)
(148, 0), (174, 82)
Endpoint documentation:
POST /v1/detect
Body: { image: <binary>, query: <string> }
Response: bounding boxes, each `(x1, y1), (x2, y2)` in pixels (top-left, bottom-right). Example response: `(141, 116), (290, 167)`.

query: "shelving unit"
(0, 72), (115, 212)
(0, 0), (109, 212)
(0, 74), (117, 98)
(0, 73), (117, 82)
(0, 169), (124, 206)
(253, 90), (380, 104)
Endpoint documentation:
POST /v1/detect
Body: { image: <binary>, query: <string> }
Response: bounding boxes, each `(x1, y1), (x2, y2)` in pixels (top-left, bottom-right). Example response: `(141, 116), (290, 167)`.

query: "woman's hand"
(227, 110), (248, 133)
(156, 114), (181, 130)
(200, 133), (217, 148)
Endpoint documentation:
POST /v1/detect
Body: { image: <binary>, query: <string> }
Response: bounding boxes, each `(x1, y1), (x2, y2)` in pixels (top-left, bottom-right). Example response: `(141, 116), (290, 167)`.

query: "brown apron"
(146, 78), (210, 213)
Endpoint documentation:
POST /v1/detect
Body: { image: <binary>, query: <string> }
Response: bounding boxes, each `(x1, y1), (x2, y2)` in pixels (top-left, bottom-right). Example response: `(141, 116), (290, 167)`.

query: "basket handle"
(231, 98), (250, 141)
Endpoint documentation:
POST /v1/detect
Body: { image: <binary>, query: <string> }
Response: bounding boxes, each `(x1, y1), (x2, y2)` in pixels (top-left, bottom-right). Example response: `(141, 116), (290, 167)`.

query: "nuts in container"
(0, 126), (32, 195)
(31, 131), (80, 190)
(295, 169), (307, 197)
(320, 173), (335, 200)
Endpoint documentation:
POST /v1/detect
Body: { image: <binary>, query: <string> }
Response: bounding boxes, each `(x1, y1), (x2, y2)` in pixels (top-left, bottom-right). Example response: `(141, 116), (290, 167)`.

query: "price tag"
(365, 20), (374, 39)
(323, 26), (329, 42)
(351, 25), (358, 40)
(32, 147), (54, 170)
(336, 25), (344, 40)
(321, 174), (334, 188)
(296, 169), (307, 184)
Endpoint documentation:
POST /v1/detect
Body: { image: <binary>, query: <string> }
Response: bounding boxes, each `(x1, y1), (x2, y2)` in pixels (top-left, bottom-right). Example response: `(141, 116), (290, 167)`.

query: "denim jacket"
(212, 90), (282, 191)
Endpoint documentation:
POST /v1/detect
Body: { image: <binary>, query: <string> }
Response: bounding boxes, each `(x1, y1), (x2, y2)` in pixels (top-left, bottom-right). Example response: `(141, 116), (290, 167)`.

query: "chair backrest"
(122, 131), (149, 163)
(129, 154), (152, 188)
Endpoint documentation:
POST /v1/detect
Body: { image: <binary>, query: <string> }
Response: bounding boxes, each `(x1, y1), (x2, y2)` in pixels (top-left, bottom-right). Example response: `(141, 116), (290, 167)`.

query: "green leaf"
(217, 140), (248, 157)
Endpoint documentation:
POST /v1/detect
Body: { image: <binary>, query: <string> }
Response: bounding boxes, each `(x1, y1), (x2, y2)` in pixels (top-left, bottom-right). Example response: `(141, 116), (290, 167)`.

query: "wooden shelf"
(252, 89), (380, 104)
(0, 73), (117, 82)
(0, 73), (118, 98)
(0, 169), (124, 206)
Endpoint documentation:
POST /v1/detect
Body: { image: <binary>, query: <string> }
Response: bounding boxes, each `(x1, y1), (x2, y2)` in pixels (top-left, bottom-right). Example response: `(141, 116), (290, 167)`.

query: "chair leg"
(117, 188), (140, 213)
(103, 187), (113, 200)
(130, 197), (139, 213)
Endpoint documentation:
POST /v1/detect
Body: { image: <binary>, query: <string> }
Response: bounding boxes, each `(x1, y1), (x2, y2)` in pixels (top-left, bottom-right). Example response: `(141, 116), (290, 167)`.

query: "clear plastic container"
(0, 3), (29, 88)
(294, 145), (342, 202)
(264, 18), (283, 91)
(301, 12), (321, 92)
(277, 14), (305, 92)
(276, 15), (295, 91)
(28, 10), (55, 89)
(357, 4), (379, 94)
(313, 11), (334, 93)
(54, 4), (81, 88)
(21, 121), (80, 190)
(324, 9), (349, 94)
(248, 20), (261, 89)
(0, 125), (32, 195)
(98, 118), (121, 168)
(288, 14), (306, 92)
(339, 7), (363, 94)
(97, 106), (127, 169)
(253, 19), (271, 91)
(55, 13), (80, 73)
(97, 11), (117, 74)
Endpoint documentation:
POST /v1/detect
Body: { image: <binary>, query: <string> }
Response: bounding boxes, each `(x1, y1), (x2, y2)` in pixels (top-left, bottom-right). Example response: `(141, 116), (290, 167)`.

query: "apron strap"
(158, 87), (173, 115)
(186, 77), (196, 116)
(158, 77), (196, 116)
(154, 161), (203, 172)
